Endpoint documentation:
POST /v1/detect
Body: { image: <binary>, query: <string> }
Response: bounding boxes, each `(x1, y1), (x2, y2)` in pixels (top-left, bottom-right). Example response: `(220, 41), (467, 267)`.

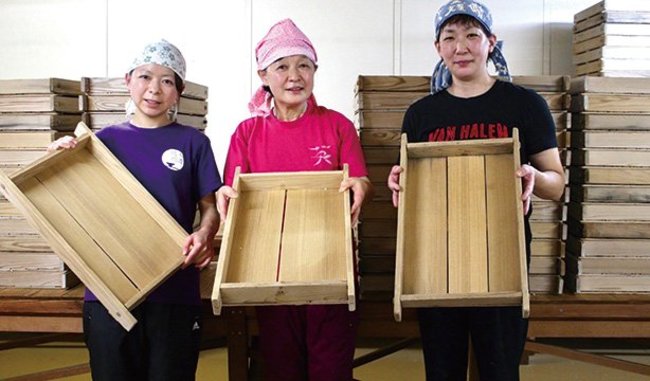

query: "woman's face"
(126, 63), (180, 123)
(435, 21), (496, 82)
(258, 54), (316, 111)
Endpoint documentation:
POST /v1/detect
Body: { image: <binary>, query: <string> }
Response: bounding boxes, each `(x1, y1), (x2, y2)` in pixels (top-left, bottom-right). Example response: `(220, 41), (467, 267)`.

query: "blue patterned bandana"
(431, 0), (511, 94)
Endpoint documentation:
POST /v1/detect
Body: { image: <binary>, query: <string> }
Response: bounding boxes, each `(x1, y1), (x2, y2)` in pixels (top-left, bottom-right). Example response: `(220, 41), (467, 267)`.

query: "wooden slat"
(486, 154), (520, 291)
(83, 112), (206, 131)
(0, 235), (50, 252)
(0, 95), (79, 113)
(572, 131), (650, 148)
(571, 219), (650, 238)
(531, 239), (564, 256)
(280, 188), (346, 281)
(360, 128), (401, 147)
(0, 78), (80, 95)
(572, 112), (650, 130)
(572, 184), (650, 203)
(448, 155), (488, 293)
(529, 256), (559, 275)
(408, 139), (512, 159)
(573, 23), (650, 45)
(0, 113), (80, 132)
(356, 76), (430, 92)
(528, 275), (562, 294)
(567, 236), (650, 257)
(571, 148), (650, 167)
(575, 59), (650, 77)
(530, 200), (566, 222)
(357, 92), (426, 111)
(0, 218), (39, 235)
(402, 157), (448, 296)
(570, 274), (650, 293)
(0, 270), (78, 289)
(84, 95), (207, 115)
(0, 132), (54, 149)
(571, 93), (650, 113)
(573, 35), (650, 55)
(224, 190), (284, 283)
(569, 202), (650, 221)
(571, 166), (650, 185)
(355, 110), (405, 129)
(574, 46), (650, 65)
(571, 255), (650, 275)
(82, 77), (208, 100)
(531, 221), (566, 239)
(0, 251), (63, 271)
(0, 150), (45, 167)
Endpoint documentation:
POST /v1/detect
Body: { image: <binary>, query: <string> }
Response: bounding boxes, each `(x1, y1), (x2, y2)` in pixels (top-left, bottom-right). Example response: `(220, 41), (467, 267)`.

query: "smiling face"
(435, 17), (496, 83)
(258, 54), (316, 115)
(126, 63), (181, 127)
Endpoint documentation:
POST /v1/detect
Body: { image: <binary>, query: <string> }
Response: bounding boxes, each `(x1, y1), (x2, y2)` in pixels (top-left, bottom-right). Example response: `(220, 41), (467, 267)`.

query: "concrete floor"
(1, 337), (649, 380)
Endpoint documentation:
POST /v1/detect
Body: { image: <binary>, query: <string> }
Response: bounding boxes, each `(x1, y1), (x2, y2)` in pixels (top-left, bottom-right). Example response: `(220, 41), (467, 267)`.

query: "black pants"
(417, 306), (528, 381)
(83, 301), (202, 381)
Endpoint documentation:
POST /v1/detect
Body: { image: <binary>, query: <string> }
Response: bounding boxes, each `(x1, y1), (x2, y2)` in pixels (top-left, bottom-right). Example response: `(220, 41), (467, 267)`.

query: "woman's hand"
(47, 135), (77, 152)
(516, 164), (536, 214)
(387, 165), (403, 208)
(216, 185), (238, 223)
(182, 227), (215, 269)
(339, 176), (373, 227)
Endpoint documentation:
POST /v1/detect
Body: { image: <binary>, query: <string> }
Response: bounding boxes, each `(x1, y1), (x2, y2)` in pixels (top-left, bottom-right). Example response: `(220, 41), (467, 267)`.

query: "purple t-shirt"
(84, 121), (222, 305)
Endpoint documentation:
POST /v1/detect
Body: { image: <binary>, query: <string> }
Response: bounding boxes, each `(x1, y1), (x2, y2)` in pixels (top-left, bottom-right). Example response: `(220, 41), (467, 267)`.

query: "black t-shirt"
(402, 80), (558, 164)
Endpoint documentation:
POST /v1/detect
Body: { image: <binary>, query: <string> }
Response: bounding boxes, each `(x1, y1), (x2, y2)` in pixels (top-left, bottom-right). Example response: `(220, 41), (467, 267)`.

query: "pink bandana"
(248, 19), (318, 117)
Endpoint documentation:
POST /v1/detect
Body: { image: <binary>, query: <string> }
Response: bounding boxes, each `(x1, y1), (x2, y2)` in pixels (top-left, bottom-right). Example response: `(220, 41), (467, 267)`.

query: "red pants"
(256, 304), (359, 381)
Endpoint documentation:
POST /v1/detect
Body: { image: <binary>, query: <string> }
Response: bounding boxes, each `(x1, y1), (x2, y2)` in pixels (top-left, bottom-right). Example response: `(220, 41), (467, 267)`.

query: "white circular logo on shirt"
(162, 149), (184, 171)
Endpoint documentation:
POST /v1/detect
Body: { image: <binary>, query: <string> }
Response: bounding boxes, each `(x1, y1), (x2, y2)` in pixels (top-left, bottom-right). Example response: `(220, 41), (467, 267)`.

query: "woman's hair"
(437, 14), (492, 41)
(173, 73), (184, 94)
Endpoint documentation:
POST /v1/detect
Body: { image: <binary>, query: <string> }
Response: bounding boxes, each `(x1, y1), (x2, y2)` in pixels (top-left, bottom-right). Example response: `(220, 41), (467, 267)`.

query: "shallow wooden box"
(211, 167), (355, 315)
(394, 130), (528, 321)
(0, 122), (187, 330)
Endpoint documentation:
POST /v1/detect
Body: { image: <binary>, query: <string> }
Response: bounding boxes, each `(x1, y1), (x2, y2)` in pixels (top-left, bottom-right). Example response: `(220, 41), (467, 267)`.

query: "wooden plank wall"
(0, 78), (81, 289)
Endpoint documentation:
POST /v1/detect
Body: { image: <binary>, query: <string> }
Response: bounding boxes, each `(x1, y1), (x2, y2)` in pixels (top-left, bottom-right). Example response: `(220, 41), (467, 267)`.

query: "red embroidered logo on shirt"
(308, 145), (332, 166)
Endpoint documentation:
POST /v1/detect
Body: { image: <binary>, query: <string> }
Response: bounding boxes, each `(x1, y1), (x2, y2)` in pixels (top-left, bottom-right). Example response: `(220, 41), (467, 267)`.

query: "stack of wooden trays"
(517, 76), (571, 295)
(354, 75), (426, 301)
(81, 77), (208, 131)
(0, 78), (81, 288)
(573, 0), (650, 77)
(566, 76), (650, 293)
(354, 75), (570, 300)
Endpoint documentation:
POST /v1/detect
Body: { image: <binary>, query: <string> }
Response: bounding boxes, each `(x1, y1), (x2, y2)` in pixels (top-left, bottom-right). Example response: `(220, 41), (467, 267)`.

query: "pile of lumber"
(573, 0), (650, 77)
(81, 77), (208, 130)
(354, 75), (570, 300)
(0, 78), (81, 288)
(566, 76), (650, 293)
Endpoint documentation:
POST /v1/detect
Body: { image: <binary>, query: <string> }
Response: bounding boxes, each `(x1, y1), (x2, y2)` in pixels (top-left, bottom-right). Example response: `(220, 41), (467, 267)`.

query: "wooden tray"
(394, 130), (528, 321)
(211, 167), (355, 315)
(0, 122), (188, 330)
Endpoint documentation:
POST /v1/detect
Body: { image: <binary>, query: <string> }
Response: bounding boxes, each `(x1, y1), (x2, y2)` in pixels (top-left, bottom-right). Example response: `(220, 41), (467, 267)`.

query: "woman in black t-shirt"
(387, 1), (565, 380)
